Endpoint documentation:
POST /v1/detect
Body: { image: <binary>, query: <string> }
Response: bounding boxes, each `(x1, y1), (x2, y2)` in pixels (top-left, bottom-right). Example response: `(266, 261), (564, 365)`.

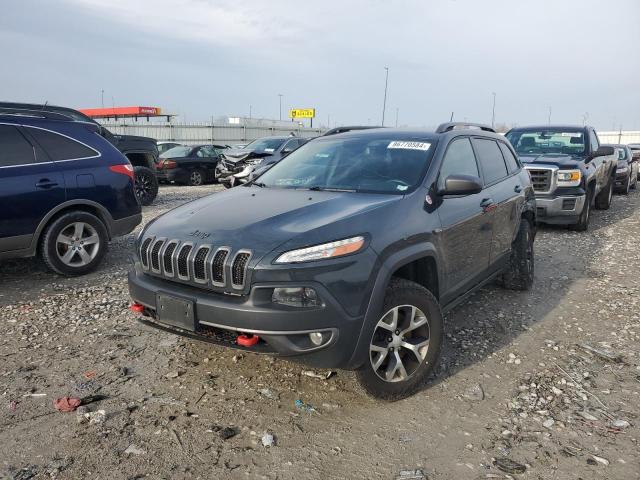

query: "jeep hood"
(519, 153), (584, 169)
(143, 186), (402, 260)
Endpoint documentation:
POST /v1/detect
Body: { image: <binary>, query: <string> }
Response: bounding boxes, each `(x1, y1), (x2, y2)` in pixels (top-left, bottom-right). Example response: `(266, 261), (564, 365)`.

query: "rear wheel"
(40, 211), (108, 276)
(501, 220), (534, 290)
(134, 166), (159, 206)
(188, 169), (205, 186)
(569, 185), (592, 231)
(595, 177), (613, 210)
(631, 171), (638, 190)
(356, 278), (443, 400)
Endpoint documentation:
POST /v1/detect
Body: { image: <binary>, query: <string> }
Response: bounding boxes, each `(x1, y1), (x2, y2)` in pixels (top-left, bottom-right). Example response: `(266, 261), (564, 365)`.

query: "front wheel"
(356, 278), (443, 400)
(501, 220), (534, 290)
(595, 177), (613, 210)
(569, 186), (592, 231)
(622, 174), (631, 195)
(134, 166), (159, 206)
(40, 211), (108, 276)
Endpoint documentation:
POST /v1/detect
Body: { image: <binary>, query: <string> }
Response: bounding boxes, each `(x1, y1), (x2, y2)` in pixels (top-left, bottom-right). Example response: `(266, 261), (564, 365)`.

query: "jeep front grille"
(527, 168), (553, 193)
(232, 251), (251, 288)
(140, 237), (153, 269)
(139, 237), (252, 293)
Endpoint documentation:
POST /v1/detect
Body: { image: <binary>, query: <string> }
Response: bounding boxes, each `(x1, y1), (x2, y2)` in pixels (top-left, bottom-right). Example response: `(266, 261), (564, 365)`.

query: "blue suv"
(0, 108), (142, 275)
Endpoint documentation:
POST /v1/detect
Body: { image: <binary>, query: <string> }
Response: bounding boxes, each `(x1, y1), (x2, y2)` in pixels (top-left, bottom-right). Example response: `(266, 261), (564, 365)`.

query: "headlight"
(275, 236), (365, 263)
(556, 169), (581, 187)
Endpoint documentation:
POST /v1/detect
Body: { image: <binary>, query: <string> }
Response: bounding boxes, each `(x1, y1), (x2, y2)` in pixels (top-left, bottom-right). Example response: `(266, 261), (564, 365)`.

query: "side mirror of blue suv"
(0, 111), (142, 276)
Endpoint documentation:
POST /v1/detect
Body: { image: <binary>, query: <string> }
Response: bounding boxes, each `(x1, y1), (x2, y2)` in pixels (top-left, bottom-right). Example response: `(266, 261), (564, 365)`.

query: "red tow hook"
(237, 333), (259, 347)
(129, 303), (145, 314)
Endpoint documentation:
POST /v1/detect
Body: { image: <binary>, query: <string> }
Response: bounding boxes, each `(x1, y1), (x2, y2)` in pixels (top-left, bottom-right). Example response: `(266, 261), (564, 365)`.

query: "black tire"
(134, 166), (159, 206)
(622, 174), (631, 195)
(188, 169), (205, 186)
(594, 177), (613, 210)
(501, 220), (534, 291)
(221, 181), (233, 189)
(356, 278), (443, 401)
(631, 172), (637, 190)
(569, 185), (592, 232)
(40, 211), (108, 276)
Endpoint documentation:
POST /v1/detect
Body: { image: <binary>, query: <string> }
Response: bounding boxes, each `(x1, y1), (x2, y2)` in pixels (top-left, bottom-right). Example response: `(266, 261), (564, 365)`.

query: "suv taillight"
(109, 164), (135, 179)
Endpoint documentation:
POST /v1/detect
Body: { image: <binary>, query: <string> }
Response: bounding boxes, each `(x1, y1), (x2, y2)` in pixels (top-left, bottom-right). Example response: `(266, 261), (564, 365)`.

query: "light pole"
(491, 92), (496, 128)
(548, 106), (552, 125)
(395, 107), (399, 127)
(249, 105), (252, 119)
(381, 67), (389, 126)
(278, 94), (283, 121)
(101, 89), (104, 108)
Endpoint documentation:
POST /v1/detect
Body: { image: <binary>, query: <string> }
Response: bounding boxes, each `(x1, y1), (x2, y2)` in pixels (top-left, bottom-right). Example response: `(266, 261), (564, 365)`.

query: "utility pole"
(491, 92), (496, 128)
(548, 106), (552, 125)
(249, 105), (252, 119)
(278, 94), (283, 121)
(101, 89), (104, 108)
(395, 107), (399, 127)
(381, 67), (389, 126)
(450, 111), (454, 121)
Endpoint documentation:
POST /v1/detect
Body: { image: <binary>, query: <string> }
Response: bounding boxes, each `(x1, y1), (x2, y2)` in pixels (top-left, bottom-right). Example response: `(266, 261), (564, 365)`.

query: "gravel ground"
(1, 184), (639, 480)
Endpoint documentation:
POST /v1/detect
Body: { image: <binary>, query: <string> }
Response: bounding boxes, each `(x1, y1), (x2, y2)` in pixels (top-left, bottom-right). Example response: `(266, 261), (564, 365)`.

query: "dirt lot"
(1, 184), (639, 480)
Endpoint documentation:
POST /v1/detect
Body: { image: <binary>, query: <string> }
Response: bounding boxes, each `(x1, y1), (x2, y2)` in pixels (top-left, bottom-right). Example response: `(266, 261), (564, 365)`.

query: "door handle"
(514, 185), (523, 193)
(35, 179), (59, 189)
(480, 198), (496, 212)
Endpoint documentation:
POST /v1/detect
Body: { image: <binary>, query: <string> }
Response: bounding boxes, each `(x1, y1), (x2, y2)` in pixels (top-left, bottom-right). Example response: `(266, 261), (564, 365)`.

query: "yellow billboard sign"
(289, 108), (315, 119)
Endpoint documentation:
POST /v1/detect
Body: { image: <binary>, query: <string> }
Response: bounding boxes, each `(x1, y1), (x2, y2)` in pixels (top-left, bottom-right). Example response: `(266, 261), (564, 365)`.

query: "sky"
(1, 0), (639, 130)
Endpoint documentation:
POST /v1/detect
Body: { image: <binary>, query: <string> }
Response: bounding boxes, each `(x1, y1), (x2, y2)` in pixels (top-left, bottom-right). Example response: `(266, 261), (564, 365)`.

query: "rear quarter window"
(473, 138), (508, 184)
(498, 142), (521, 173)
(0, 125), (35, 167)
(27, 127), (98, 161)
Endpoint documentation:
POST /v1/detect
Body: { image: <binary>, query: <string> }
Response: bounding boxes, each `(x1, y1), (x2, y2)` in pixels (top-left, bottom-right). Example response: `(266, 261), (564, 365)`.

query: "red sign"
(79, 106), (162, 118)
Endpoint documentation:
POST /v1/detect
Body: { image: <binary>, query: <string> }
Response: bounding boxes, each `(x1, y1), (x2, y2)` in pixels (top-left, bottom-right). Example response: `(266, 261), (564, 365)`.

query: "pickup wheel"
(501, 220), (534, 291)
(356, 278), (443, 400)
(622, 174), (631, 195)
(134, 166), (159, 206)
(569, 185), (592, 232)
(595, 176), (613, 210)
(40, 211), (108, 276)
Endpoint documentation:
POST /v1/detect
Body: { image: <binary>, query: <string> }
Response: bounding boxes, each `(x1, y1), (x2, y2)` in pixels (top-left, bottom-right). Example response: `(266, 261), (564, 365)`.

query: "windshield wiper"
(307, 186), (357, 192)
(251, 181), (268, 188)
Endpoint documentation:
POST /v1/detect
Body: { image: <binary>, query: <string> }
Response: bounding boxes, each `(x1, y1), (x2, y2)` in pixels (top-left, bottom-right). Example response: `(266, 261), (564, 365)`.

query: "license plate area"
(156, 293), (195, 331)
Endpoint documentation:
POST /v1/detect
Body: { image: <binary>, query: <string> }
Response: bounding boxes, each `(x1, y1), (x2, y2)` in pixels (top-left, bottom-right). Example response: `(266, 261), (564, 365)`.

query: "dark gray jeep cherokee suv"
(128, 123), (536, 399)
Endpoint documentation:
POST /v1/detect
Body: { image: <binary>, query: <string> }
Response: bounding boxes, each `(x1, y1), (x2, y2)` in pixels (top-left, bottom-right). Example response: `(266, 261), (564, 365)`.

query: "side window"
(439, 137), (479, 187)
(589, 130), (599, 152)
(0, 125), (35, 167)
(27, 128), (97, 161)
(498, 142), (520, 173)
(473, 138), (508, 184)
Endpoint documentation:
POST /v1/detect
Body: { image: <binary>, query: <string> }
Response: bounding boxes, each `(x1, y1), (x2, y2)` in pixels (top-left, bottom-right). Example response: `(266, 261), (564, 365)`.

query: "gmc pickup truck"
(506, 125), (616, 231)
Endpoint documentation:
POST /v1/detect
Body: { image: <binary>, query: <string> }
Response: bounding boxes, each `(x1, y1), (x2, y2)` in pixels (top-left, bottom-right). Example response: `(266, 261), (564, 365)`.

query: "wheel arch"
(347, 243), (441, 369)
(30, 200), (114, 254)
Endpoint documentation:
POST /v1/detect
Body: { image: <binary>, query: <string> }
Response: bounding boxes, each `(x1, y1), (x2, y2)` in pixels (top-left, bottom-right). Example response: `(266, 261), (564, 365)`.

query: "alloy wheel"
(190, 171), (203, 186)
(135, 173), (152, 200)
(369, 305), (430, 382)
(55, 222), (100, 267)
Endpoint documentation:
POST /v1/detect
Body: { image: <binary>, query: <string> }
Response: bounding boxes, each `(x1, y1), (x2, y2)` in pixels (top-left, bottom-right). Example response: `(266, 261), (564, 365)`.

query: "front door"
(0, 124), (65, 252)
(436, 137), (493, 299)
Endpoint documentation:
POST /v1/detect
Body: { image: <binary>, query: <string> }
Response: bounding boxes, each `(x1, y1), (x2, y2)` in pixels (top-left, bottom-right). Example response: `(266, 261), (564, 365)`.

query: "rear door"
(472, 137), (522, 267)
(0, 124), (66, 251)
(436, 137), (492, 299)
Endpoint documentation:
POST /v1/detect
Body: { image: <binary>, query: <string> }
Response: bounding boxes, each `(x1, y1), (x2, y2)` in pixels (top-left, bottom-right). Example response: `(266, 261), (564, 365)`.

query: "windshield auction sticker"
(387, 141), (431, 151)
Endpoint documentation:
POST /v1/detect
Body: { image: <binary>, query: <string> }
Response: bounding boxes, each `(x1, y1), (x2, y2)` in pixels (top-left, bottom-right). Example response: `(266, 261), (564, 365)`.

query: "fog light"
(309, 332), (323, 346)
(272, 287), (320, 307)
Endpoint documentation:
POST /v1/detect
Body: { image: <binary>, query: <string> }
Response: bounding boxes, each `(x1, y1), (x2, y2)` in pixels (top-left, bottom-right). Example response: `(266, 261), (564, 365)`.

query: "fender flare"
(346, 242), (440, 369)
(28, 200), (115, 253)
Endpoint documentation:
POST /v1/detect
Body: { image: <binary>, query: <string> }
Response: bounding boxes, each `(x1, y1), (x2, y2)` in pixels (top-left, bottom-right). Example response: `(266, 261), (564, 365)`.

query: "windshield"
(506, 129), (586, 156)
(160, 146), (192, 158)
(254, 135), (435, 194)
(244, 138), (286, 153)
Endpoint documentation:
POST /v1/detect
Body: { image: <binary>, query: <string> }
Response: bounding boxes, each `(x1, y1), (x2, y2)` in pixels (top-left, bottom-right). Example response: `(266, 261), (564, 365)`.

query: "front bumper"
(216, 164), (254, 186)
(128, 265), (365, 369)
(614, 170), (630, 189)
(534, 193), (586, 225)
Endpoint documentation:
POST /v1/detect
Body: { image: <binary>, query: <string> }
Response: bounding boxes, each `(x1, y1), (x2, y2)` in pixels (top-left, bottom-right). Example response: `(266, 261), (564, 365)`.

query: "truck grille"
(139, 237), (252, 293)
(527, 168), (553, 193)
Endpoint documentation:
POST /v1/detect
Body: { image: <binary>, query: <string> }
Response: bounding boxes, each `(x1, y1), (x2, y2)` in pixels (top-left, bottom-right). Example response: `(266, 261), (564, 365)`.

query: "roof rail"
(435, 122), (495, 134)
(0, 107), (75, 121)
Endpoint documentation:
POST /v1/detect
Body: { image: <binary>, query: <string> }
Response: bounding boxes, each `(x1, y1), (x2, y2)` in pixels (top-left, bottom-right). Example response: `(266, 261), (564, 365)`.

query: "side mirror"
(281, 148), (293, 155)
(589, 145), (614, 160)
(440, 174), (483, 196)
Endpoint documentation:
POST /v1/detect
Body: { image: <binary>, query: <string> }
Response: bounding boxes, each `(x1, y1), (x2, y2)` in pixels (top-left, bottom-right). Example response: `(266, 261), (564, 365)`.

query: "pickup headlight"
(275, 236), (365, 263)
(556, 169), (581, 187)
